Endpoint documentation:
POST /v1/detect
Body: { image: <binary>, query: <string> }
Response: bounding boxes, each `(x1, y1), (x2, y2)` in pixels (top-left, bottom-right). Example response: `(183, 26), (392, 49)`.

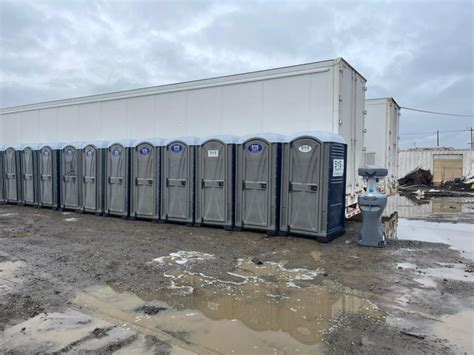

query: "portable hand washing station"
(357, 166), (388, 247)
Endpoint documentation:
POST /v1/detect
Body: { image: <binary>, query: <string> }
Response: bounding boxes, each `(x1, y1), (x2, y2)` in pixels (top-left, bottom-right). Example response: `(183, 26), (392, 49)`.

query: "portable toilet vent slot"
(38, 143), (62, 209)
(80, 141), (108, 215)
(161, 137), (198, 225)
(3, 145), (22, 204)
(104, 140), (133, 218)
(235, 133), (284, 235)
(130, 138), (164, 221)
(60, 143), (83, 211)
(280, 131), (347, 242)
(196, 135), (238, 230)
(21, 144), (40, 206)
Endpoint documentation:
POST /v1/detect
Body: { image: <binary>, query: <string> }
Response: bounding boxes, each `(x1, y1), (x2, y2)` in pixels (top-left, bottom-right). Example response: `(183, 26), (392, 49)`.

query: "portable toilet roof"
(106, 139), (135, 148)
(39, 142), (65, 150)
(132, 138), (165, 147)
(198, 135), (240, 145)
(21, 143), (42, 150)
(284, 131), (346, 144)
(164, 136), (200, 146)
(4, 144), (23, 150)
(78, 140), (110, 149)
(237, 132), (286, 144)
(0, 144), (4, 151)
(59, 141), (85, 149)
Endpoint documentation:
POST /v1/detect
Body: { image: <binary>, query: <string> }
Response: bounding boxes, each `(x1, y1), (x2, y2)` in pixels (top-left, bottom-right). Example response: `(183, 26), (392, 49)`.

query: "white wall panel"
(309, 71), (333, 132)
(262, 75), (311, 132)
(126, 96), (154, 139)
(58, 106), (78, 142)
(154, 92), (186, 138)
(101, 100), (127, 140)
(38, 108), (58, 143)
(21, 110), (39, 144)
(222, 82), (264, 135)
(186, 87), (222, 137)
(4, 113), (21, 145)
(77, 103), (101, 141)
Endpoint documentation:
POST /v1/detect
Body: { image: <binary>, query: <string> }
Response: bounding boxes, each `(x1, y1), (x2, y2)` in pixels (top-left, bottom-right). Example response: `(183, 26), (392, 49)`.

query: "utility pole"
(470, 127), (473, 151)
(436, 130), (439, 147)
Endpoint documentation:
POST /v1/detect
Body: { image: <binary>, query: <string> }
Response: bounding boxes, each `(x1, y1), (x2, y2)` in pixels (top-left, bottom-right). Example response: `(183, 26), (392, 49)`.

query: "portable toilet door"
(105, 140), (132, 218)
(161, 137), (198, 225)
(0, 145), (5, 203)
(280, 132), (347, 242)
(235, 134), (284, 235)
(21, 144), (39, 206)
(130, 139), (163, 221)
(4, 145), (22, 204)
(38, 143), (62, 209)
(60, 143), (82, 211)
(80, 141), (108, 215)
(195, 135), (238, 230)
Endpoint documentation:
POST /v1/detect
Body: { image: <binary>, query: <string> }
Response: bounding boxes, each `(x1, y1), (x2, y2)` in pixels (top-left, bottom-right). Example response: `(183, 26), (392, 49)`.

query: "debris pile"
(439, 176), (474, 191)
(398, 168), (433, 187)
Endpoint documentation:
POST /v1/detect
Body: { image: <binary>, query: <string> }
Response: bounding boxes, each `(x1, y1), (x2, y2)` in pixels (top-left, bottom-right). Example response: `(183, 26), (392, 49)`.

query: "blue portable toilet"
(195, 135), (239, 230)
(235, 133), (285, 235)
(130, 138), (164, 221)
(280, 131), (347, 242)
(38, 142), (63, 209)
(104, 139), (134, 218)
(161, 136), (199, 225)
(78, 140), (109, 215)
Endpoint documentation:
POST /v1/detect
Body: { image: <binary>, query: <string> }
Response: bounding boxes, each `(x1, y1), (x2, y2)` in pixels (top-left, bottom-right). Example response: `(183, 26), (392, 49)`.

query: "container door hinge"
(363, 86), (368, 91)
(363, 110), (367, 115)
(339, 95), (343, 102)
(363, 128), (367, 133)
(362, 147), (367, 151)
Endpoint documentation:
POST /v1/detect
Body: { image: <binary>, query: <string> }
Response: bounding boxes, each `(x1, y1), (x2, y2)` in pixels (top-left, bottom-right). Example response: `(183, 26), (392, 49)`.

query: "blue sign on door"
(66, 149), (74, 156)
(170, 144), (183, 153)
(140, 147), (150, 155)
(248, 144), (263, 153)
(86, 150), (94, 157)
(42, 151), (49, 157)
(112, 149), (121, 157)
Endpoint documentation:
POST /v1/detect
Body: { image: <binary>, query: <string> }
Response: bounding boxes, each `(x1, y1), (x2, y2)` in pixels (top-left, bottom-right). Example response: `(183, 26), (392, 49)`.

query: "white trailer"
(364, 97), (400, 194)
(0, 57), (367, 211)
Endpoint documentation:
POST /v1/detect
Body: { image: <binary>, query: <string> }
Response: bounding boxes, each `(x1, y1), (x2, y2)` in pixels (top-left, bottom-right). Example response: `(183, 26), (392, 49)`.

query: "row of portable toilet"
(0, 132), (347, 241)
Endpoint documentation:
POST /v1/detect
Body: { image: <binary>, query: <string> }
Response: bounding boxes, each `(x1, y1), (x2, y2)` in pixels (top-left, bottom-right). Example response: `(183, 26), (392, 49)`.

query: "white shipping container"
(0, 57), (367, 207)
(364, 97), (400, 194)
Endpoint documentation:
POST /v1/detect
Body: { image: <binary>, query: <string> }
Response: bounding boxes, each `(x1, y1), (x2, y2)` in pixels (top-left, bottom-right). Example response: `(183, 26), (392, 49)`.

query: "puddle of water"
(413, 277), (437, 288)
(421, 263), (474, 283)
(0, 213), (19, 217)
(385, 195), (474, 219)
(153, 251), (215, 266)
(74, 257), (384, 354)
(64, 217), (78, 222)
(432, 310), (474, 354)
(396, 219), (474, 260)
(396, 262), (417, 270)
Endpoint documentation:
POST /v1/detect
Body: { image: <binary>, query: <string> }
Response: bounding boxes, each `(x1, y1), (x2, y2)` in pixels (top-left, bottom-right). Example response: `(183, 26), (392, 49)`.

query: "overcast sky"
(0, 0), (472, 148)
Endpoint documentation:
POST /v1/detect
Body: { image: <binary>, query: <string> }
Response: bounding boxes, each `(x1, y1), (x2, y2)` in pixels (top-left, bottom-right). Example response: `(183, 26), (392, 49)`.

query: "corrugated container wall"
(364, 97), (400, 194)
(0, 57), (367, 206)
(398, 148), (474, 181)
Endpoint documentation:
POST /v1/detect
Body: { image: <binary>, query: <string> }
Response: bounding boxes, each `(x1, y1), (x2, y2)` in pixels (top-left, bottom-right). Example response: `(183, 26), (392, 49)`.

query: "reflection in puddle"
(395, 219), (474, 260)
(385, 195), (474, 219)
(433, 310), (474, 354)
(74, 258), (384, 354)
(421, 263), (474, 283)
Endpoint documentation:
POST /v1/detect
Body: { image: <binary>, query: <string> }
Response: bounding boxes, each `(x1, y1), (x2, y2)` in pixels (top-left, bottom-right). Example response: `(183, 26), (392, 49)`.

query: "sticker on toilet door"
(333, 159), (344, 177)
(207, 150), (219, 158)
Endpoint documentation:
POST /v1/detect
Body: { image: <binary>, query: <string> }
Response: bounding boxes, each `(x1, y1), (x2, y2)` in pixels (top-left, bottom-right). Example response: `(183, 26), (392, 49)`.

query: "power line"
(400, 106), (474, 118)
(400, 129), (467, 136)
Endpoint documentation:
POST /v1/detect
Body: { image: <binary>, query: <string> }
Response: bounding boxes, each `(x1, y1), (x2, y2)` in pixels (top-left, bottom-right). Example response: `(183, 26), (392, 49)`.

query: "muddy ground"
(0, 199), (473, 354)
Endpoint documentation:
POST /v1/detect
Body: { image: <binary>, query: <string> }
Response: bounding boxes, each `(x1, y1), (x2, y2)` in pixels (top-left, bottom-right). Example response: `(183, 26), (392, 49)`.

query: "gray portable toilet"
(104, 139), (133, 218)
(280, 131), (347, 242)
(161, 137), (199, 225)
(195, 135), (238, 230)
(235, 133), (285, 235)
(130, 138), (164, 221)
(3, 145), (22, 204)
(79, 141), (108, 215)
(21, 143), (40, 206)
(38, 142), (62, 209)
(0, 145), (5, 203)
(60, 142), (83, 211)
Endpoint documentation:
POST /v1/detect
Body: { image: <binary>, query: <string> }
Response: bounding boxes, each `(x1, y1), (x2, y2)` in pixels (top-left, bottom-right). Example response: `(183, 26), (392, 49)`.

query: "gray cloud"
(0, 0), (472, 148)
